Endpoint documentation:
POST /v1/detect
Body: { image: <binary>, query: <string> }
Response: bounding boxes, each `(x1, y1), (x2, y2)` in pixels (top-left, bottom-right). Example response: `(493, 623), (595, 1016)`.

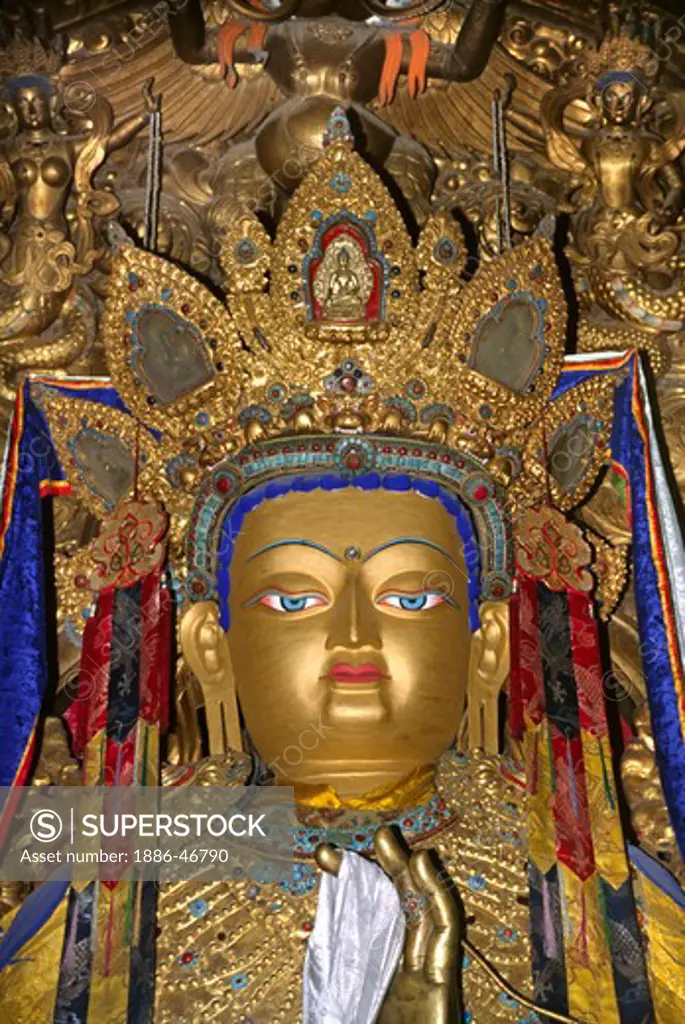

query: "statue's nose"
(324, 575), (382, 652)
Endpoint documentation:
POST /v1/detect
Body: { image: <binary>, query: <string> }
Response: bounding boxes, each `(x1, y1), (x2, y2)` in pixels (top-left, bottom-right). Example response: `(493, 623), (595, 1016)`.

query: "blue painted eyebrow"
(362, 537), (462, 569)
(247, 539), (343, 562)
(247, 537), (461, 568)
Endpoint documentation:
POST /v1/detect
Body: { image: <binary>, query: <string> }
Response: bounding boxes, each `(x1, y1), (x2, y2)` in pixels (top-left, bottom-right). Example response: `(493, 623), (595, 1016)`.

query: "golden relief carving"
(0, 35), (156, 434)
(541, 31), (685, 333)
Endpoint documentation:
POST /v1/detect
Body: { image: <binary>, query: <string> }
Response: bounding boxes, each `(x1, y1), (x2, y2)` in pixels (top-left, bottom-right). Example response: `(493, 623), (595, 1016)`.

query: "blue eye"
(378, 592), (446, 611)
(255, 592), (328, 613)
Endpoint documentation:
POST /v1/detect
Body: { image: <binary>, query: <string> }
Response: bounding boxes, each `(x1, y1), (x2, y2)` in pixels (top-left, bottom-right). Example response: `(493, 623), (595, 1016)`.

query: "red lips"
(327, 663), (387, 684)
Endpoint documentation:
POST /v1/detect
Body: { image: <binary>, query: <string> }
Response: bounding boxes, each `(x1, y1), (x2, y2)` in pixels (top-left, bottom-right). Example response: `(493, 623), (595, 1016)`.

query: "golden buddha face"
(13, 84), (52, 131)
(182, 487), (509, 796)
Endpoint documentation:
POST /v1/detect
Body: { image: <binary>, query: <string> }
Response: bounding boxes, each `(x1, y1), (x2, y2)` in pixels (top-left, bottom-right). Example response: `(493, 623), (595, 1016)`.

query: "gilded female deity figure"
(541, 33), (685, 329)
(0, 35), (157, 402)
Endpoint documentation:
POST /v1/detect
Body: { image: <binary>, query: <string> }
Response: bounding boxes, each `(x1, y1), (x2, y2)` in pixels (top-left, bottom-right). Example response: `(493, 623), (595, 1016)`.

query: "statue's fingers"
(375, 826), (430, 972)
(410, 850), (461, 987)
(374, 825), (410, 879)
(314, 842), (343, 877)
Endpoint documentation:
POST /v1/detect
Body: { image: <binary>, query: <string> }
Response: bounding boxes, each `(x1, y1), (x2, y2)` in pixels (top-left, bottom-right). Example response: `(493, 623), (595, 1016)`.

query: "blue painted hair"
(6, 74), (55, 97)
(215, 472), (482, 632)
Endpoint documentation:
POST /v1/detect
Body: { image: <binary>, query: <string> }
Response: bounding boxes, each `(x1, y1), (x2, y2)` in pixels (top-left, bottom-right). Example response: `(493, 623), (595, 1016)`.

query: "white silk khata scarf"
(303, 850), (405, 1024)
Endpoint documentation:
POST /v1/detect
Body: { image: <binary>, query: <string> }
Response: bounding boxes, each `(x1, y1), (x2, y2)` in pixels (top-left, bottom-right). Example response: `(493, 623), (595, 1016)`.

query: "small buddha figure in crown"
(315, 238), (373, 322)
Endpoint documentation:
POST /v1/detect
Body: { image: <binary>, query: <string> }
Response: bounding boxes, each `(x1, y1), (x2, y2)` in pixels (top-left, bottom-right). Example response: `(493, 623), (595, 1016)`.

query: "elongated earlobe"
(466, 601), (510, 754)
(180, 601), (243, 754)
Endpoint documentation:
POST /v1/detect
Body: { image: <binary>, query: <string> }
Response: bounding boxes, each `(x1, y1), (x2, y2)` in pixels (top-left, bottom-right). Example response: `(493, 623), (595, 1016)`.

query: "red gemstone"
(346, 454), (361, 470)
(181, 304), (190, 315)
(216, 477), (231, 494)
(382, 446), (391, 454)
(428, 451), (437, 459)
(283, 445), (292, 453)
(312, 444), (321, 452)
(74, 574), (88, 590)
(340, 375), (357, 393)
(472, 485), (488, 501)
(398, 447), (408, 455)
(181, 951), (194, 964)
(191, 581), (205, 594)
(412, 448), (421, 456)
(456, 459), (465, 468)
(302, 921), (314, 932)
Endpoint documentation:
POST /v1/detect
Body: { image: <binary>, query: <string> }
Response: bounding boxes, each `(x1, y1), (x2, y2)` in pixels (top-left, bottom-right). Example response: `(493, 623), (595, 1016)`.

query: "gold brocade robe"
(1, 751), (684, 1023)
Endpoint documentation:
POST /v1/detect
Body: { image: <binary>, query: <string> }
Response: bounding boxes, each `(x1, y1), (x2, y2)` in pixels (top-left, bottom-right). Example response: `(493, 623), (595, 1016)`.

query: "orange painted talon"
(408, 29), (430, 98)
(216, 22), (250, 89)
(247, 23), (267, 50)
(379, 32), (403, 106)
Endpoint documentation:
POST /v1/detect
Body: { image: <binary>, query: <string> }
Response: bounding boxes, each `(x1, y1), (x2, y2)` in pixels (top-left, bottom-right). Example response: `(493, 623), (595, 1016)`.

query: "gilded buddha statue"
(0, 108), (685, 1024)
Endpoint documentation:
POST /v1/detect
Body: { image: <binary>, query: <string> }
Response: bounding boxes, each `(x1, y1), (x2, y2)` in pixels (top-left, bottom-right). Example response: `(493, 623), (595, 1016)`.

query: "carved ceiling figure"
(167, 0), (508, 192)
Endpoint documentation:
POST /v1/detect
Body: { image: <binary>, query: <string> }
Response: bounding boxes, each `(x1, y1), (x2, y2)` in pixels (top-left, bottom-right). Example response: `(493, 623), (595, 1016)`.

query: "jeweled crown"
(0, 32), (63, 81)
(585, 34), (657, 81)
(37, 109), (633, 614)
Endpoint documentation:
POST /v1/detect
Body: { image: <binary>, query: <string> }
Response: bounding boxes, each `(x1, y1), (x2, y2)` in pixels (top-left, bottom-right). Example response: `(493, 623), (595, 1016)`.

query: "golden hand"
(316, 825), (463, 1024)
